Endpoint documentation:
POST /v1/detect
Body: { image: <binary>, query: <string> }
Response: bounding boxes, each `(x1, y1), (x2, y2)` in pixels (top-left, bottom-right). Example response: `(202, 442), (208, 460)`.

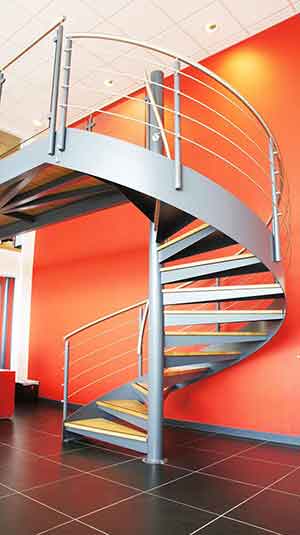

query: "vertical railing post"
(0, 278), (10, 369)
(269, 137), (281, 262)
(48, 24), (63, 156)
(58, 37), (73, 152)
(0, 70), (5, 106)
(146, 70), (165, 464)
(63, 339), (70, 422)
(174, 59), (182, 190)
(215, 277), (220, 333)
(138, 306), (143, 378)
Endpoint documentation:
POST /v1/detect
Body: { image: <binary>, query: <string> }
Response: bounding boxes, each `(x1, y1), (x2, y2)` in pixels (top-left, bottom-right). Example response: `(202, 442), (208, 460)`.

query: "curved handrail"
(66, 33), (277, 146)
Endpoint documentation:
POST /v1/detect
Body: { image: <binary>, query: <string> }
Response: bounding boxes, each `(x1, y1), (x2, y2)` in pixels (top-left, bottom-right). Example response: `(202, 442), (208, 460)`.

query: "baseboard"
(164, 418), (300, 447)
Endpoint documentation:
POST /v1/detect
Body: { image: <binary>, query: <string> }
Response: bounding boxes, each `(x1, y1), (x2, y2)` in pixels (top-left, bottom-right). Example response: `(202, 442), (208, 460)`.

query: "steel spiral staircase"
(0, 22), (289, 463)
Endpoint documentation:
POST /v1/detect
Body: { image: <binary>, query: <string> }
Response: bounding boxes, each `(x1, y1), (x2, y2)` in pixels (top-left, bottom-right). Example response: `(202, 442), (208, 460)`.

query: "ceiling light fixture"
(104, 79), (114, 87)
(205, 22), (218, 33)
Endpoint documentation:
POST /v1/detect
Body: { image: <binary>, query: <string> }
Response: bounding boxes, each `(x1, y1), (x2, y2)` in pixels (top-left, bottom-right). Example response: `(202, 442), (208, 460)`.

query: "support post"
(215, 277), (220, 333)
(48, 24), (63, 156)
(174, 60), (182, 190)
(0, 278), (10, 369)
(58, 37), (73, 152)
(269, 137), (281, 262)
(146, 70), (165, 464)
(0, 70), (5, 106)
(138, 306), (143, 378)
(62, 340), (70, 422)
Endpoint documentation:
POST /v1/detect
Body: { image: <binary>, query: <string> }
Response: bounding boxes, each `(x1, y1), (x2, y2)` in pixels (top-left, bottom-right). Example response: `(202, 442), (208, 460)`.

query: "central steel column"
(146, 71), (165, 464)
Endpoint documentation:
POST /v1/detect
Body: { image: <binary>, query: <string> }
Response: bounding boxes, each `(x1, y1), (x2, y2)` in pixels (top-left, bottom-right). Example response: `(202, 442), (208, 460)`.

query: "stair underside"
(64, 418), (147, 442)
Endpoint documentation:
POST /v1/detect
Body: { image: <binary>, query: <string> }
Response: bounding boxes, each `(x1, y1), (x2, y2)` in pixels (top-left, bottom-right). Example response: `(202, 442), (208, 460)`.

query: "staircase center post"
(146, 70), (165, 464)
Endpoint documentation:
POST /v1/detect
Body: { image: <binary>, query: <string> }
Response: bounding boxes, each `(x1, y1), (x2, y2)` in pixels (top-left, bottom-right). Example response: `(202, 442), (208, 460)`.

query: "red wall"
(29, 15), (300, 436)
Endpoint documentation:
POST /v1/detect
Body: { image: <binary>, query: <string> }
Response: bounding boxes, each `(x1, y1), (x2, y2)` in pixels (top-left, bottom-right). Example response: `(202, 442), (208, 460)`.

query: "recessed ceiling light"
(33, 119), (42, 127)
(205, 22), (218, 33)
(104, 79), (114, 87)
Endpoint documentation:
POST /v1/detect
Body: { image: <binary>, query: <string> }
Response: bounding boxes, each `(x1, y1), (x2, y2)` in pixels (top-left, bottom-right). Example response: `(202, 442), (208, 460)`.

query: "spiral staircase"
(0, 24), (288, 463)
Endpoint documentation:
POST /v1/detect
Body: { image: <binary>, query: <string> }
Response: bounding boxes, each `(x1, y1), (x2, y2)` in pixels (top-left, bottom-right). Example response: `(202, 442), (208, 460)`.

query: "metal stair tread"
(164, 350), (241, 357)
(161, 253), (254, 272)
(163, 283), (282, 294)
(97, 399), (148, 420)
(164, 309), (283, 315)
(64, 418), (147, 442)
(158, 223), (210, 250)
(165, 330), (267, 336)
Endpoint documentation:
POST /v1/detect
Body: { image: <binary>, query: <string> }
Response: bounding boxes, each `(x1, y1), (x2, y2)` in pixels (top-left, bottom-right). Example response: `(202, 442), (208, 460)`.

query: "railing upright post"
(58, 37), (73, 152)
(269, 137), (281, 262)
(0, 278), (10, 369)
(63, 340), (70, 422)
(138, 306), (143, 378)
(48, 24), (64, 156)
(146, 70), (165, 464)
(174, 59), (182, 190)
(0, 70), (5, 106)
(215, 277), (221, 333)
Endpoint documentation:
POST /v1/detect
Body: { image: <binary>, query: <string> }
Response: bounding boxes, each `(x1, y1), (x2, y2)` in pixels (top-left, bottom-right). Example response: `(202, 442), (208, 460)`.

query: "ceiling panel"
(0, 0), (297, 140)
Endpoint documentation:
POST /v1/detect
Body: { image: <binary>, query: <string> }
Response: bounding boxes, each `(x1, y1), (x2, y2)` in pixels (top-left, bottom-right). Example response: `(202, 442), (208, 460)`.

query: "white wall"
(0, 232), (35, 381)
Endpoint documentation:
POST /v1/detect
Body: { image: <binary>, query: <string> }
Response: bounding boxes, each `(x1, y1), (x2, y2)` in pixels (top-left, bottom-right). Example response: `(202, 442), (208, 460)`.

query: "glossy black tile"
(154, 472), (258, 514)
(0, 493), (69, 535)
(50, 445), (134, 472)
(231, 488), (300, 535)
(190, 435), (262, 455)
(167, 445), (227, 471)
(0, 454), (79, 491)
(271, 468), (300, 495)
(83, 492), (216, 535)
(240, 443), (300, 467)
(96, 458), (187, 491)
(202, 455), (292, 486)
(41, 520), (102, 534)
(26, 473), (138, 516)
(200, 516), (273, 534)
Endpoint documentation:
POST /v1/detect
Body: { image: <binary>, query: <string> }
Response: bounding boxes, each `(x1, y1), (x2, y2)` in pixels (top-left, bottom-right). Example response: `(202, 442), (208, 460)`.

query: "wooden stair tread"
(97, 399), (148, 420)
(158, 224), (209, 250)
(132, 382), (169, 395)
(164, 365), (210, 377)
(161, 253), (254, 272)
(64, 418), (147, 442)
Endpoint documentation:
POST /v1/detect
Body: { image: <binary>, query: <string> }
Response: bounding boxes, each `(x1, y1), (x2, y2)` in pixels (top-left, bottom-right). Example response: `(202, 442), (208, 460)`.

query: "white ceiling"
(0, 0), (299, 140)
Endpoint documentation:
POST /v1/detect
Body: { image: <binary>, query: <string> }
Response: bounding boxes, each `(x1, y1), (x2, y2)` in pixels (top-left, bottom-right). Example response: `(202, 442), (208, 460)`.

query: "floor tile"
(0, 454), (79, 491)
(271, 468), (300, 495)
(167, 446), (227, 471)
(26, 473), (138, 517)
(231, 488), (300, 535)
(190, 435), (261, 455)
(96, 458), (187, 491)
(0, 482), (14, 497)
(240, 443), (300, 466)
(51, 445), (134, 472)
(200, 516), (273, 534)
(164, 427), (210, 447)
(202, 455), (292, 487)
(41, 520), (102, 534)
(0, 493), (68, 535)
(154, 472), (258, 514)
(83, 492), (216, 535)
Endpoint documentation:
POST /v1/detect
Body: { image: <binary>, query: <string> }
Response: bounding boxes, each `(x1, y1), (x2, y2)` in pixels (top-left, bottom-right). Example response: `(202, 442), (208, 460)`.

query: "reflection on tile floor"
(0, 400), (299, 534)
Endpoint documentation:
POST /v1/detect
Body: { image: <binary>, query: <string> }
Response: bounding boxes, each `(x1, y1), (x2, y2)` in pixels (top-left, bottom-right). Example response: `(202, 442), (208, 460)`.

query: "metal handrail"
(0, 18), (66, 71)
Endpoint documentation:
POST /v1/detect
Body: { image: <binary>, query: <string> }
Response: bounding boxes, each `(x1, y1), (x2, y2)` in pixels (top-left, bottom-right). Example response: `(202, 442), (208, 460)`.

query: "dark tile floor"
(0, 401), (300, 534)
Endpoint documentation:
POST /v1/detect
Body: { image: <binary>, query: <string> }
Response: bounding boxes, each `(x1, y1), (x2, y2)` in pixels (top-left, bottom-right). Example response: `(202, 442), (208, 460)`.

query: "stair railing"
(56, 32), (287, 262)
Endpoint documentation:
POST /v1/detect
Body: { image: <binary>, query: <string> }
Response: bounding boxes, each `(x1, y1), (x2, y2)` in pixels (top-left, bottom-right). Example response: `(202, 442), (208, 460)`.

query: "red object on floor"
(0, 370), (15, 418)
